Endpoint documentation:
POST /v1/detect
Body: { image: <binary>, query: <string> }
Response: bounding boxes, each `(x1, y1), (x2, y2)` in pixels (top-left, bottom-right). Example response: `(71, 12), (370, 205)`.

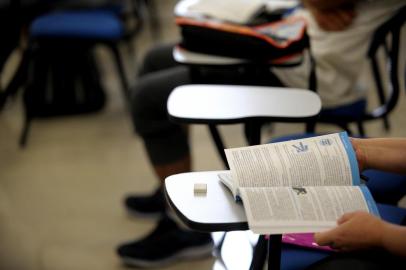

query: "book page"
(239, 186), (377, 234)
(181, 0), (266, 24)
(224, 132), (360, 190)
(218, 172), (237, 198)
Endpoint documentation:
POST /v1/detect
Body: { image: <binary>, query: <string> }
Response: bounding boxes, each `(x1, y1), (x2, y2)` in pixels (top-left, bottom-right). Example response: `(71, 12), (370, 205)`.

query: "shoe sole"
(121, 243), (214, 268)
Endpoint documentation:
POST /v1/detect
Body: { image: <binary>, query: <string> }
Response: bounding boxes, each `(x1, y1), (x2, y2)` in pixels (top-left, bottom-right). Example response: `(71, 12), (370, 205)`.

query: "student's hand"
(350, 138), (368, 171)
(309, 7), (356, 31)
(314, 211), (385, 251)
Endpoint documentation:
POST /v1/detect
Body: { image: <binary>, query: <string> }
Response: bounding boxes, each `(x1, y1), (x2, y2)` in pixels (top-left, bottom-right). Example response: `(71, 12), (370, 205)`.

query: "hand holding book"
(219, 132), (380, 235)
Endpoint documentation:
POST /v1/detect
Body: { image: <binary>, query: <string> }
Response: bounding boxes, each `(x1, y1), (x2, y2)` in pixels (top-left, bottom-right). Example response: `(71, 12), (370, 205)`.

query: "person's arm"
(302, 0), (358, 31)
(314, 211), (406, 257)
(351, 138), (406, 174)
(302, 0), (357, 11)
(315, 137), (406, 255)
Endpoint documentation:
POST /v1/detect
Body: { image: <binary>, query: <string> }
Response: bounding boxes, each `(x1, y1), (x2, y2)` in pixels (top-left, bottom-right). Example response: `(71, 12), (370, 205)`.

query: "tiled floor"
(0, 2), (405, 270)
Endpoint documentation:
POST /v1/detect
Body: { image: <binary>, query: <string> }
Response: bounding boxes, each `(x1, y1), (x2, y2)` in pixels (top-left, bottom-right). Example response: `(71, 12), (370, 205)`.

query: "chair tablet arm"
(173, 46), (247, 66)
(167, 84), (321, 124)
(173, 46), (304, 67)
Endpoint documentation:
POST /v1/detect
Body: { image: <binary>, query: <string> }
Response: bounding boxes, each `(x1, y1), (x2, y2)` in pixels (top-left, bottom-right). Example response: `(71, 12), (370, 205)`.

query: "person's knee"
(131, 65), (191, 137)
(138, 43), (176, 76)
(138, 49), (160, 76)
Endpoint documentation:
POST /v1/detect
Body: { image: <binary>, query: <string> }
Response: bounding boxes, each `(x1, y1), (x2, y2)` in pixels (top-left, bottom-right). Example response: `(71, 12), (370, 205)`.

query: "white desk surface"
(167, 85), (321, 123)
(165, 171), (248, 231)
(173, 46), (303, 66)
(173, 46), (247, 66)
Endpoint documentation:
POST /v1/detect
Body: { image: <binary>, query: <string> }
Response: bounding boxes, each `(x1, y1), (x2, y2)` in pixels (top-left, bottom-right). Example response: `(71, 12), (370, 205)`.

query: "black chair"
(0, 1), (144, 146)
(314, 6), (406, 137)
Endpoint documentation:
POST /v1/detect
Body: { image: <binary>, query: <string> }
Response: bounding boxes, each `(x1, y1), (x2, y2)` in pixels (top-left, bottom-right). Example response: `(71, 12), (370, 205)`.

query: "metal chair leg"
(305, 121), (316, 133)
(268, 235), (282, 270)
(244, 120), (262, 146)
(110, 44), (130, 104)
(208, 124), (229, 169)
(144, 0), (161, 40)
(356, 121), (366, 137)
(19, 115), (31, 148)
(0, 48), (30, 111)
(249, 235), (268, 270)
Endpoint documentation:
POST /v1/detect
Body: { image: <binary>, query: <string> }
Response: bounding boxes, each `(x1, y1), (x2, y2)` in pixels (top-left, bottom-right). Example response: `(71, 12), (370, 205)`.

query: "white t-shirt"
(273, 0), (405, 108)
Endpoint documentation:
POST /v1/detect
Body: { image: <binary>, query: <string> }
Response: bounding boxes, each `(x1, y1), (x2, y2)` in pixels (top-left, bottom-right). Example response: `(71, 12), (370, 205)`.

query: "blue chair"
(29, 9), (129, 92)
(0, 0), (145, 111)
(17, 6), (134, 146)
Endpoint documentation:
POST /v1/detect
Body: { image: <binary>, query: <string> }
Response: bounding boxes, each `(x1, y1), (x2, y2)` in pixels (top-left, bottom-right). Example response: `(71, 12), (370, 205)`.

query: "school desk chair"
(16, 4), (137, 147)
(167, 4), (404, 267)
(165, 170), (406, 270)
(313, 6), (406, 137)
(29, 9), (129, 92)
(166, 83), (405, 270)
(165, 62), (405, 270)
(167, 84), (321, 270)
(0, 0), (148, 111)
(172, 0), (318, 165)
(171, 2), (406, 202)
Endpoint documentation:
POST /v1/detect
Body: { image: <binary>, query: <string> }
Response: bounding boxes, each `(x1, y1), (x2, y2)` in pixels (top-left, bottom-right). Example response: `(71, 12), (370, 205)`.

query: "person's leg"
(124, 65), (193, 218)
(132, 66), (192, 179)
(123, 42), (189, 218)
(137, 42), (179, 77)
(117, 65), (215, 267)
(133, 65), (284, 185)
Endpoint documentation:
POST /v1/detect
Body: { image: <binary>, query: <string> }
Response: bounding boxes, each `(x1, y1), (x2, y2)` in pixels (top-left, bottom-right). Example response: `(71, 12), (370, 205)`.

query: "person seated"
(117, 0), (405, 267)
(308, 137), (406, 269)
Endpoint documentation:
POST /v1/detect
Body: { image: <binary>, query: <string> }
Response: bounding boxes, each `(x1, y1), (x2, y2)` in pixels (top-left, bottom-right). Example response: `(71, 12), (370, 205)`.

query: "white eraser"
(194, 183), (207, 195)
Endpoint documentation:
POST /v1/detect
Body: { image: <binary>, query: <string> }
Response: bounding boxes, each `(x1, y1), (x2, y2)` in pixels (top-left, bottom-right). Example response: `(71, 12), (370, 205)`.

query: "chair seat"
(319, 99), (367, 119)
(364, 169), (406, 205)
(30, 10), (124, 40)
(378, 203), (406, 224)
(281, 244), (331, 270)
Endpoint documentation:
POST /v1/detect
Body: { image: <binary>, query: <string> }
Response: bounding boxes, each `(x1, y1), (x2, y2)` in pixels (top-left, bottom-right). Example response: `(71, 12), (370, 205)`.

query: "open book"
(219, 132), (379, 235)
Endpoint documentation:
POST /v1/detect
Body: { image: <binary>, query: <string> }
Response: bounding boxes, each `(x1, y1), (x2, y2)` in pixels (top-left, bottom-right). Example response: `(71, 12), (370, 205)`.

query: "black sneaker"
(117, 217), (214, 268)
(124, 188), (166, 219)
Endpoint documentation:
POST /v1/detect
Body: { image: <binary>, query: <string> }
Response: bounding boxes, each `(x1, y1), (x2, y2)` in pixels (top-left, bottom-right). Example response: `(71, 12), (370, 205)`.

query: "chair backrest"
(316, 6), (405, 136)
(363, 5), (406, 122)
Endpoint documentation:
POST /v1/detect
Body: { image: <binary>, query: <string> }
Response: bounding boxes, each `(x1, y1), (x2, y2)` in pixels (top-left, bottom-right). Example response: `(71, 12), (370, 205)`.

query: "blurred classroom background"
(0, 0), (405, 269)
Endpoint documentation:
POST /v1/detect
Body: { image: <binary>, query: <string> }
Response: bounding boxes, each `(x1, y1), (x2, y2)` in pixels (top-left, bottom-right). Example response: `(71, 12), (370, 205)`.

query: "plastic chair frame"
(315, 6), (406, 137)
